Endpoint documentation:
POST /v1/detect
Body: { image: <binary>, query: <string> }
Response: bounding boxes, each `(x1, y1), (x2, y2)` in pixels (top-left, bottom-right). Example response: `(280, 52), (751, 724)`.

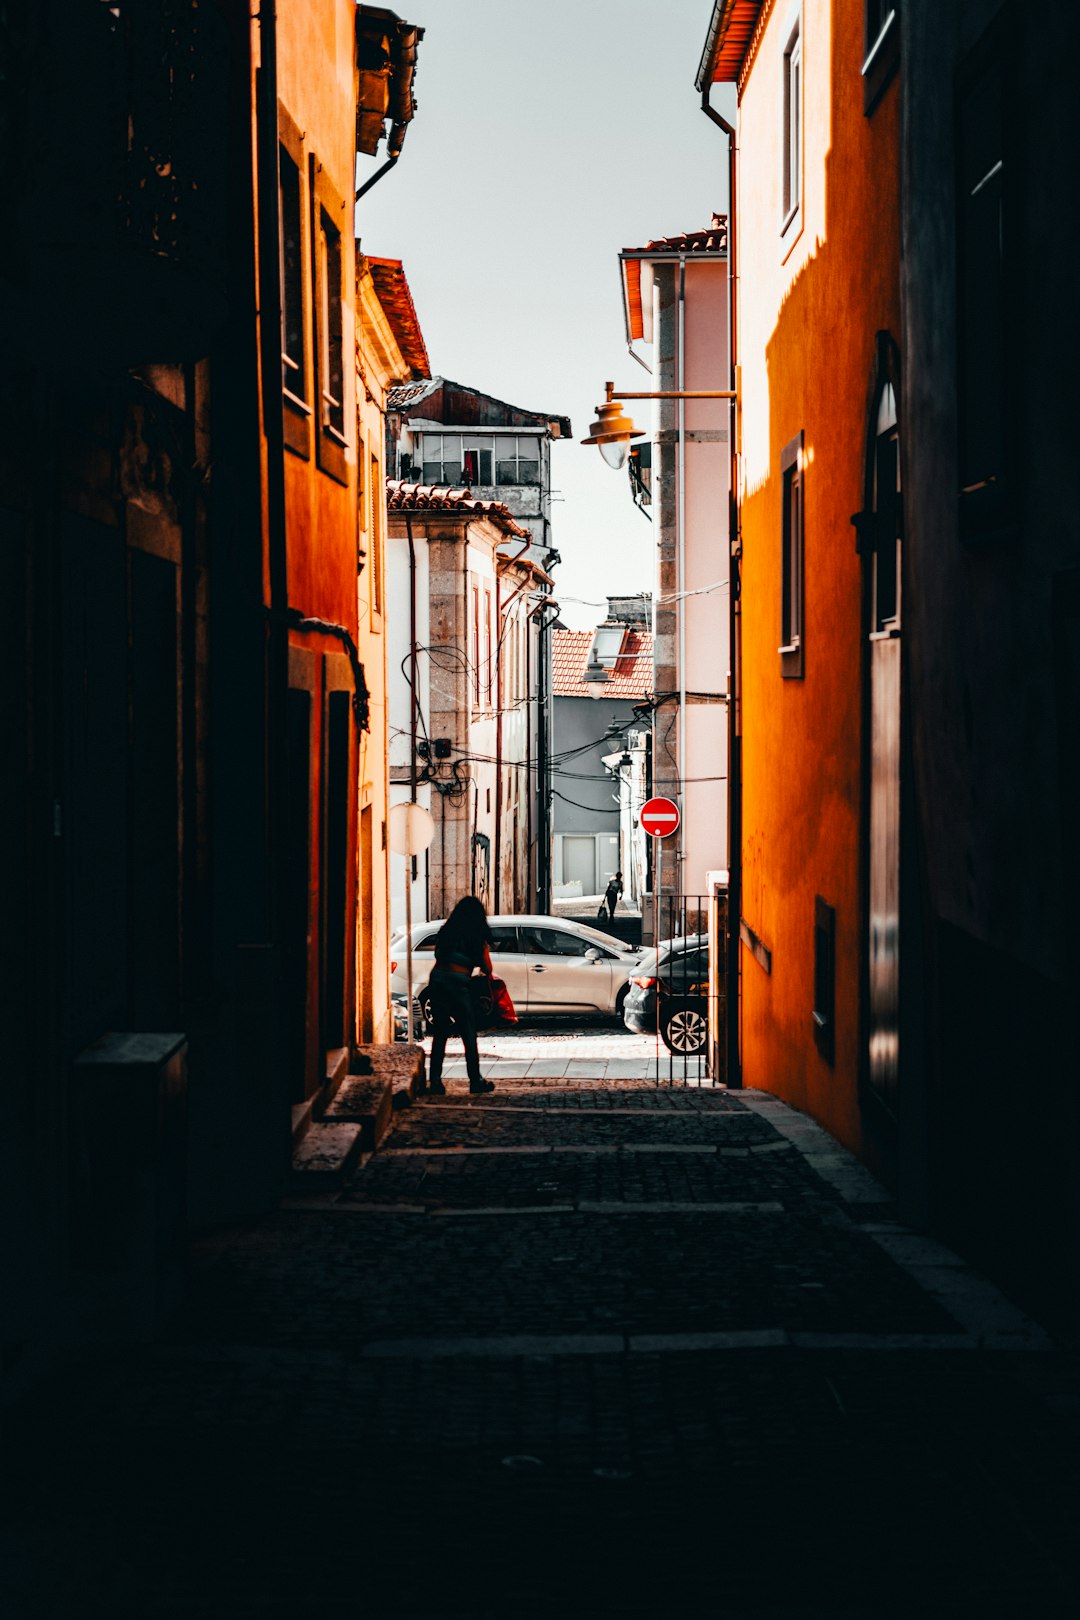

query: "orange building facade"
(254, 3), (422, 1093)
(703, 0), (902, 1177)
(2, 2), (432, 1387)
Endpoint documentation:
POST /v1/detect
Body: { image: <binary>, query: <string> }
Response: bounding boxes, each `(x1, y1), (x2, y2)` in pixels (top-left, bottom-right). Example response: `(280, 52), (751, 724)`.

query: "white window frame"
(781, 10), (803, 236)
(495, 435), (542, 488)
(420, 433), (463, 487)
(779, 430), (805, 678)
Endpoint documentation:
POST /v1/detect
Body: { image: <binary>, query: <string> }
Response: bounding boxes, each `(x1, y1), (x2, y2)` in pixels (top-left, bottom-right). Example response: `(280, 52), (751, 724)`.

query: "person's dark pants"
(606, 895), (618, 919)
(428, 970), (482, 1089)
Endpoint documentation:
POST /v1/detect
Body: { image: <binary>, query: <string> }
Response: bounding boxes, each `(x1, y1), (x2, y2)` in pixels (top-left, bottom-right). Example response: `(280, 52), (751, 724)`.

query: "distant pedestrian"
(425, 896), (495, 1096)
(604, 870), (623, 921)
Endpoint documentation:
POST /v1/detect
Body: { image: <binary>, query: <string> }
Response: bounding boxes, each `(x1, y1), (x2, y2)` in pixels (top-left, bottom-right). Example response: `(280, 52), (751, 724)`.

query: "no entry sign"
(640, 796), (680, 838)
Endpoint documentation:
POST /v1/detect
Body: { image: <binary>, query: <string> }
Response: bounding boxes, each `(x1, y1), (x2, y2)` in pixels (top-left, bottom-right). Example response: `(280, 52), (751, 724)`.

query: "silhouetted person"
(425, 896), (495, 1096)
(604, 871), (623, 920)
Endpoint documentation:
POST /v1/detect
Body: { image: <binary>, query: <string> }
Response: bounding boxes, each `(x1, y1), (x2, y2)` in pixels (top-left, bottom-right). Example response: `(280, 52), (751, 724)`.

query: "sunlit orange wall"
(276, 0), (359, 629)
(736, 0), (899, 1159)
(252, 1), (363, 1082)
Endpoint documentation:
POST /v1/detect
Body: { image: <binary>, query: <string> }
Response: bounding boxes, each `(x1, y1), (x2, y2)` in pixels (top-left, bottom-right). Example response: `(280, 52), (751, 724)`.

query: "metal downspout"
(404, 514), (418, 1041)
(493, 550), (536, 908)
(494, 564), (502, 906)
(355, 154), (398, 201)
(526, 613), (534, 906)
(461, 523), (470, 905)
(677, 252), (688, 906)
(701, 85), (742, 1088)
(405, 516), (419, 786)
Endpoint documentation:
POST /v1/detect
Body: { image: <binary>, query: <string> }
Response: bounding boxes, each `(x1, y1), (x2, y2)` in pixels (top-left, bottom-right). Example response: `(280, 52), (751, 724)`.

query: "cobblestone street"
(5, 1076), (1080, 1619)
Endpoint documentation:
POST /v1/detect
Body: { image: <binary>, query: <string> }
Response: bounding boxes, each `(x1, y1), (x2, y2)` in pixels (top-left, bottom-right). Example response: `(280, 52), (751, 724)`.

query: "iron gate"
(643, 889), (729, 1087)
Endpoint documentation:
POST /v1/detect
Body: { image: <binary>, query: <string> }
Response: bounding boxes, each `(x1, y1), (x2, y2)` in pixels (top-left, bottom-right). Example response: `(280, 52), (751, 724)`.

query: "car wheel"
(660, 999), (707, 1056)
(417, 987), (434, 1031)
(614, 984), (630, 1026)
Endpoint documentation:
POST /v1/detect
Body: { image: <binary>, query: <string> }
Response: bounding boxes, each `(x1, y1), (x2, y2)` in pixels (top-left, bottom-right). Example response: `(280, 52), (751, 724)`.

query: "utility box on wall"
(70, 1032), (188, 1339)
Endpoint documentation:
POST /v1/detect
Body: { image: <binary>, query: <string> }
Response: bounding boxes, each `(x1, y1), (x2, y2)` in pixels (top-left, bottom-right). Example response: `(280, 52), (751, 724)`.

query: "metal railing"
(646, 890), (728, 1088)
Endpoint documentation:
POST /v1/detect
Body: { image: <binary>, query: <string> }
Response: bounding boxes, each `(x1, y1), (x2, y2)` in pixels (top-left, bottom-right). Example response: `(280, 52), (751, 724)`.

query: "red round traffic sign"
(640, 796), (680, 837)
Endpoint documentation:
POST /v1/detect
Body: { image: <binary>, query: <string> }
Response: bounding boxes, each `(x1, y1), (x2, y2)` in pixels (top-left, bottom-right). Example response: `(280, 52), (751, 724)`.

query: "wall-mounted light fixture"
(581, 389), (645, 470)
(582, 379), (738, 468)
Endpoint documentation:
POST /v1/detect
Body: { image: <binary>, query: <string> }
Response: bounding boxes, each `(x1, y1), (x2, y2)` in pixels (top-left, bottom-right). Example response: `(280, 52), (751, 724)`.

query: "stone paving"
(4, 1071), (1080, 1619)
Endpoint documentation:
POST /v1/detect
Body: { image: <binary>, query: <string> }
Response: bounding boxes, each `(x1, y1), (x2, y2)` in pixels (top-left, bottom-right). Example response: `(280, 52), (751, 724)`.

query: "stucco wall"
(266, 1), (365, 1081)
(736, 0), (900, 1159)
(648, 252), (730, 899)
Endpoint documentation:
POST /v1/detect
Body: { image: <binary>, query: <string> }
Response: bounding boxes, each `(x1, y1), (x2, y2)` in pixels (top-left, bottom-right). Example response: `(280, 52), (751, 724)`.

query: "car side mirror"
(584, 948), (601, 961)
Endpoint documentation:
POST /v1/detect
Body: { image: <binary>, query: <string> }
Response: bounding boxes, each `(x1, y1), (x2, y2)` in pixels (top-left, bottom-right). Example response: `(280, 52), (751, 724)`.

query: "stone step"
(325, 1076), (395, 1152)
(288, 1122), (365, 1189)
(289, 1047), (354, 1147)
(350, 1042), (426, 1104)
(290, 1100), (314, 1147)
(292, 1045), (426, 1180)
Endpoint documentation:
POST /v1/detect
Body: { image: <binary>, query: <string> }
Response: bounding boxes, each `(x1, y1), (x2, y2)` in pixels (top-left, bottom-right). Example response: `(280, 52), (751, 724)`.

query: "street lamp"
(583, 379), (738, 468)
(581, 389), (644, 470)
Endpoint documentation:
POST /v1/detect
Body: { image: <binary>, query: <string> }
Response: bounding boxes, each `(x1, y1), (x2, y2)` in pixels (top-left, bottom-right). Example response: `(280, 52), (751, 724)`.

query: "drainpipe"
(528, 593), (558, 912)
(355, 22), (422, 201)
(405, 515), (418, 932)
(525, 609), (534, 905)
(701, 86), (742, 1089)
(405, 515), (419, 783)
(473, 776), (480, 899)
(461, 522), (471, 904)
(493, 541), (533, 910)
(494, 560), (502, 906)
(677, 251), (688, 906)
(355, 153), (398, 201)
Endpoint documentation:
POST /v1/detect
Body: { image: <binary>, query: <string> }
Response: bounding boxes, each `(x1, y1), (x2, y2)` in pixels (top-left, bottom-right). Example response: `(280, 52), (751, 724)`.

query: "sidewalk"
(425, 1025), (710, 1083)
(4, 1078), (1079, 1619)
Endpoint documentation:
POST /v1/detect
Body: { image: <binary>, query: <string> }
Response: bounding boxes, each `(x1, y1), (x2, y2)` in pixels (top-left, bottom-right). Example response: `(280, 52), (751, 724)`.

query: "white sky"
(356, 0), (736, 630)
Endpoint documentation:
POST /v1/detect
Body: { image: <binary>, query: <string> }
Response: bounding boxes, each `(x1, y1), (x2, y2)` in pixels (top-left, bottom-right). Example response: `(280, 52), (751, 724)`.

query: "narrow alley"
(5, 1061), (1078, 1619)
(5, 4), (1080, 1616)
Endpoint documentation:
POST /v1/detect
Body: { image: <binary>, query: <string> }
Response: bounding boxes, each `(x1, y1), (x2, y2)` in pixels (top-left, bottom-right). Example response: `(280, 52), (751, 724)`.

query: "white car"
(389, 914), (644, 1021)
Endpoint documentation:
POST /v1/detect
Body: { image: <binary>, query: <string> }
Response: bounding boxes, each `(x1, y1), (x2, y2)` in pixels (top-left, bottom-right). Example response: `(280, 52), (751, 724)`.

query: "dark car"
(622, 933), (711, 1054)
(391, 993), (412, 1042)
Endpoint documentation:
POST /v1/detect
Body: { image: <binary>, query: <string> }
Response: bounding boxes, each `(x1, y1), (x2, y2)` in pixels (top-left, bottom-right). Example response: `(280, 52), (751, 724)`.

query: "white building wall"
(386, 527), (429, 775)
(387, 526), (431, 934)
(646, 251), (731, 901)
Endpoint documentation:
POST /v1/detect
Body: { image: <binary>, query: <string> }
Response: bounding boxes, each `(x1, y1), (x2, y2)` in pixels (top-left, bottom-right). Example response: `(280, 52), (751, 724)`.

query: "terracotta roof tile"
(631, 216), (729, 256)
(362, 257), (430, 378)
(386, 377), (441, 410)
(551, 627), (654, 700)
(621, 216), (727, 341)
(385, 479), (530, 539)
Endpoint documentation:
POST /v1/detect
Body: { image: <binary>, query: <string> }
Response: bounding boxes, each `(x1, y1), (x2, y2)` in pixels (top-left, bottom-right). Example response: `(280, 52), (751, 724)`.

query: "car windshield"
(660, 934), (706, 957)
(636, 935), (706, 975)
